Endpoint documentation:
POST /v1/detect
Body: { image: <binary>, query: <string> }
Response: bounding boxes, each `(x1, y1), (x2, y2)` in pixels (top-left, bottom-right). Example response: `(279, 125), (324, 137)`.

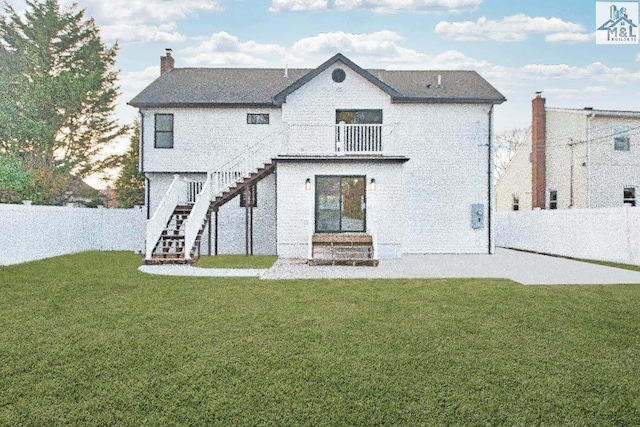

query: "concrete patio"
(139, 248), (640, 285)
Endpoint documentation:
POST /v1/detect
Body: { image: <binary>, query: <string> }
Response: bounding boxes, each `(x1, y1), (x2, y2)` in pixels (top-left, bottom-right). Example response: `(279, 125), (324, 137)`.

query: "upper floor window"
(336, 109), (382, 124)
(624, 187), (636, 207)
(154, 114), (174, 148)
(247, 113), (269, 124)
(614, 125), (630, 151)
(512, 194), (520, 211)
(549, 190), (558, 210)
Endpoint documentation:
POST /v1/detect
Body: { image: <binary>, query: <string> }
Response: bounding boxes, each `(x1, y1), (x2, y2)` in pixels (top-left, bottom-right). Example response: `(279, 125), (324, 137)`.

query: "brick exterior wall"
(141, 107), (283, 173)
(531, 93), (546, 209)
(141, 60), (497, 257)
(276, 161), (404, 259)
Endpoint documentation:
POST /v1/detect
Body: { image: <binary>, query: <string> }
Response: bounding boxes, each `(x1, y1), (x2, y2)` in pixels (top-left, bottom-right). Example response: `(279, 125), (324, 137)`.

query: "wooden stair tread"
(312, 233), (373, 244)
(309, 259), (379, 267)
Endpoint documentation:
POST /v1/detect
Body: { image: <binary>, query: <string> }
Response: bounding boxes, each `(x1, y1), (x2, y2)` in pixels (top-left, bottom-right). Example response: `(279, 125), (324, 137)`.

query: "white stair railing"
(183, 174), (213, 260)
(186, 180), (205, 204)
(210, 131), (283, 198)
(146, 175), (186, 259)
(148, 131), (283, 261)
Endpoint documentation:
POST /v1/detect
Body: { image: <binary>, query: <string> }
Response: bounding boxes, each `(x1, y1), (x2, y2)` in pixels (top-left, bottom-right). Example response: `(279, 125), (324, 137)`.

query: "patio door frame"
(314, 175), (367, 233)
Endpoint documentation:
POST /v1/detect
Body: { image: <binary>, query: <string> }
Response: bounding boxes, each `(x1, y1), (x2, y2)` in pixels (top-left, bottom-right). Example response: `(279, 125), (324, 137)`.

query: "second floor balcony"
(335, 123), (384, 154)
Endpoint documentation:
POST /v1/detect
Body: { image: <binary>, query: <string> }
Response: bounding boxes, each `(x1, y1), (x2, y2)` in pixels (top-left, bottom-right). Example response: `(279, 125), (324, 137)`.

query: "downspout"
(146, 178), (151, 220)
(139, 110), (145, 173)
(487, 105), (494, 254)
(139, 110), (151, 220)
(586, 111), (595, 208)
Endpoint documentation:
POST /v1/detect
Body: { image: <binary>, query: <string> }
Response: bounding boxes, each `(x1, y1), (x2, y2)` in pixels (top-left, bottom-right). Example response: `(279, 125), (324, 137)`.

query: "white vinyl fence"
(0, 203), (145, 266)
(496, 206), (640, 266)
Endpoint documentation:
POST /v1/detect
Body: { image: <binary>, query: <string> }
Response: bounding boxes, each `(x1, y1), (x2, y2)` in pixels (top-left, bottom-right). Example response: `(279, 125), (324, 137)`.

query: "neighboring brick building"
(497, 93), (640, 211)
(130, 51), (505, 264)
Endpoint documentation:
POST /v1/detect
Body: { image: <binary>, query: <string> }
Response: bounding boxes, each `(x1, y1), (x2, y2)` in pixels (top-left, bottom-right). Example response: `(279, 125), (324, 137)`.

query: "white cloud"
(292, 30), (407, 56)
(120, 66), (162, 95)
(100, 23), (187, 44)
(269, 0), (328, 12)
(520, 62), (640, 82)
(180, 32), (287, 66)
(289, 31), (513, 78)
(56, 0), (223, 44)
(544, 86), (608, 97)
(270, 0), (482, 13)
(545, 32), (594, 43)
(64, 0), (222, 24)
(435, 14), (588, 42)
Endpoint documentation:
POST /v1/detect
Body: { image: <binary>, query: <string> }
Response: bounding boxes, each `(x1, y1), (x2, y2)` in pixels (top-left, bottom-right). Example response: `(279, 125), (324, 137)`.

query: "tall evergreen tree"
(0, 0), (126, 200)
(112, 121), (144, 208)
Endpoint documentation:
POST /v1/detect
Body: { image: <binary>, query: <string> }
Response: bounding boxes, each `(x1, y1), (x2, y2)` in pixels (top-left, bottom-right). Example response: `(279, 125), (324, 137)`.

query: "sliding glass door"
(315, 176), (366, 233)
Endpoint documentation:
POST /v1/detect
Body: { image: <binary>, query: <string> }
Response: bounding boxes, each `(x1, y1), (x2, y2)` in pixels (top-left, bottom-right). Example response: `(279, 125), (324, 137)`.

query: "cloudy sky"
(7, 0), (640, 184)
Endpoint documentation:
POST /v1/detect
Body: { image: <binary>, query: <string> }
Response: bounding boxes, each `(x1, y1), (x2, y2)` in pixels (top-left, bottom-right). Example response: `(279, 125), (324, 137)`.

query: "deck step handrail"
(146, 175), (185, 259)
(183, 175), (213, 260)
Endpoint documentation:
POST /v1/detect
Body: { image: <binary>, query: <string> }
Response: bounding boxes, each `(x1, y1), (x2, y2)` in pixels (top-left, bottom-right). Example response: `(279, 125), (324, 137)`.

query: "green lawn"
(0, 252), (638, 426)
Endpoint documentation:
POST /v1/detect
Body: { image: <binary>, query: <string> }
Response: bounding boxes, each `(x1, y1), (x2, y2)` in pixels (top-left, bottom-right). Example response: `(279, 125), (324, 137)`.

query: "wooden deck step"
(310, 233), (377, 267)
(309, 258), (379, 267)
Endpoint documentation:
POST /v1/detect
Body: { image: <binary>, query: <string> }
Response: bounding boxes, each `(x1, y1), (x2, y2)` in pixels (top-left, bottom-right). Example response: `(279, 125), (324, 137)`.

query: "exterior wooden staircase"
(145, 162), (276, 265)
(309, 233), (378, 266)
(147, 205), (192, 264)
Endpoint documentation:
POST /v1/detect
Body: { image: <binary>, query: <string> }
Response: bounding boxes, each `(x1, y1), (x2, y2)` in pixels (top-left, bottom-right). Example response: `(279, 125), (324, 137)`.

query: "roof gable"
(272, 53), (401, 104)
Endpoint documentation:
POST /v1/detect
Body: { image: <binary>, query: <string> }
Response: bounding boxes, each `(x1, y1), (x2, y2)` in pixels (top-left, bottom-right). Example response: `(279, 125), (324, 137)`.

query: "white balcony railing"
(335, 123), (383, 153)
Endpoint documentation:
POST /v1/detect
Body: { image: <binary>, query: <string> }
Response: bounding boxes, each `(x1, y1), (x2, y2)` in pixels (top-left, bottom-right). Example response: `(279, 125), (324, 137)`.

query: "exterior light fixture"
(370, 178), (376, 190)
(305, 178), (311, 190)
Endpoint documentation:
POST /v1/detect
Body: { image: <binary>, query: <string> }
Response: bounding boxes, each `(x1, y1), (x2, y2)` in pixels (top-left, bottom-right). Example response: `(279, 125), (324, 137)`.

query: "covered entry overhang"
(274, 155), (409, 262)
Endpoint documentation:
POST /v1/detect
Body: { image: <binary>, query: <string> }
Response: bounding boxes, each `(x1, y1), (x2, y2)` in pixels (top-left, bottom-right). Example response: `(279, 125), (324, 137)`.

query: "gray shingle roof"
(129, 53), (505, 108)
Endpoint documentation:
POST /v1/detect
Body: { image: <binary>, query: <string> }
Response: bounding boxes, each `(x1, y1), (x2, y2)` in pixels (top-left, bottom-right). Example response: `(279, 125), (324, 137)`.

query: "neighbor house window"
(154, 114), (174, 148)
(614, 125), (630, 151)
(624, 187), (636, 207)
(512, 194), (520, 211)
(240, 184), (257, 207)
(247, 113), (269, 124)
(549, 190), (558, 210)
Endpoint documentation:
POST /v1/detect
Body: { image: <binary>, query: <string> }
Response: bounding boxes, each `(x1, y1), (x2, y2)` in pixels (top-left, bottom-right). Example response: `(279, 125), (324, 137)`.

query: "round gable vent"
(332, 68), (346, 83)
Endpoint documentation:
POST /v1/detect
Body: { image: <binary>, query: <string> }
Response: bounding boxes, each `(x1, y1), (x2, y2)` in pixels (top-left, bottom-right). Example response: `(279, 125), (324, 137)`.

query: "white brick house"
(497, 93), (640, 211)
(130, 52), (505, 264)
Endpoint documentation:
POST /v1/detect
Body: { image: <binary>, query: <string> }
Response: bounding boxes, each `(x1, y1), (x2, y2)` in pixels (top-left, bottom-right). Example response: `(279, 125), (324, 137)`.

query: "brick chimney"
(161, 48), (175, 74)
(531, 92), (546, 209)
